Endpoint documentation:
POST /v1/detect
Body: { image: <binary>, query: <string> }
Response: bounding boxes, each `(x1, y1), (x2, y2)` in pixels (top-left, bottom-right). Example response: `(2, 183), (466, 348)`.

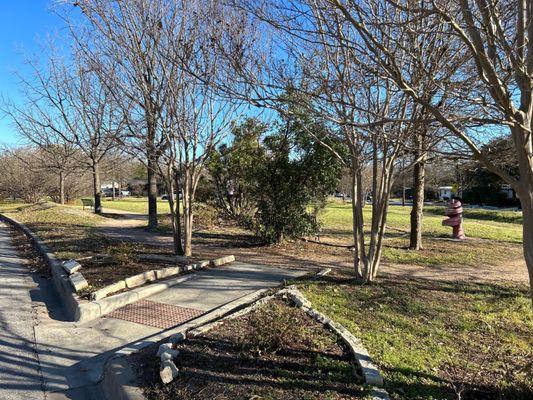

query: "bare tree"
(55, 50), (125, 213)
(223, 1), (433, 281)
(2, 90), (80, 205)
(2, 46), (124, 213)
(157, 0), (242, 256)
(70, 0), (177, 228)
(315, 0), (533, 299)
(0, 147), (56, 203)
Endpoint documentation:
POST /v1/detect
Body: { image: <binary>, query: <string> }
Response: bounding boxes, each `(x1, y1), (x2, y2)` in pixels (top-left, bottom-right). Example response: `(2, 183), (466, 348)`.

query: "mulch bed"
(77, 243), (198, 291)
(131, 299), (366, 400)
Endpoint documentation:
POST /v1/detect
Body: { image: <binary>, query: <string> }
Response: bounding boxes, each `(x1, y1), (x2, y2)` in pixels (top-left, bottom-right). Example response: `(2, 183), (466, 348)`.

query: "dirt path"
(381, 259), (528, 284)
(91, 209), (529, 285)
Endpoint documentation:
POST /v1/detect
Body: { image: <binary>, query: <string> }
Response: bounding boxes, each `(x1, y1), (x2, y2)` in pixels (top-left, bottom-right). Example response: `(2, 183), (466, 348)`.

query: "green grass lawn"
(319, 202), (523, 243)
(1, 199), (524, 269)
(94, 197), (171, 214)
(0, 201), (108, 259)
(300, 277), (533, 400)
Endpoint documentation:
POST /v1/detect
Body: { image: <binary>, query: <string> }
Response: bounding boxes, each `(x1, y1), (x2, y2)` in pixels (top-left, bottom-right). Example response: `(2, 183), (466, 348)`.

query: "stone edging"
(179, 285), (388, 398)
(284, 287), (384, 386)
(0, 212), (237, 323)
(101, 287), (271, 400)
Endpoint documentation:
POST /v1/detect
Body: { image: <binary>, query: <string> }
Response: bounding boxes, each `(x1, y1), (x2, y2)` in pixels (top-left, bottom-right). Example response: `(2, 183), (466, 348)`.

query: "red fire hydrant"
(442, 199), (466, 239)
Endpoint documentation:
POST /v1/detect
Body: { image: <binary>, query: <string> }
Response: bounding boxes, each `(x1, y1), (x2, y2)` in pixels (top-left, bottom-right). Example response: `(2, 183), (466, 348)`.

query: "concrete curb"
(89, 256), (236, 320)
(92, 255), (234, 301)
(102, 356), (145, 400)
(1, 213), (240, 322)
(0, 213), (92, 322)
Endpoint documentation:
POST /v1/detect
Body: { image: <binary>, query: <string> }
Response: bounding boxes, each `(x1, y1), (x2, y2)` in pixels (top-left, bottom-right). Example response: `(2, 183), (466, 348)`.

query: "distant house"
(438, 186), (453, 200)
(101, 182), (120, 190)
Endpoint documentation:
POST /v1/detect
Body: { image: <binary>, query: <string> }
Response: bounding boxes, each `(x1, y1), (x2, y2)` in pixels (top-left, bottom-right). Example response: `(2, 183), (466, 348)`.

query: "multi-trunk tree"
(319, 0), (533, 300)
(155, 0), (241, 256)
(227, 0), (434, 281)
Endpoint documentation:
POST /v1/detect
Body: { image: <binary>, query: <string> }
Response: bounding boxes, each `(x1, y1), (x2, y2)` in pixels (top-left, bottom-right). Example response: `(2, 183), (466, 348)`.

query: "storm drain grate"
(106, 300), (204, 329)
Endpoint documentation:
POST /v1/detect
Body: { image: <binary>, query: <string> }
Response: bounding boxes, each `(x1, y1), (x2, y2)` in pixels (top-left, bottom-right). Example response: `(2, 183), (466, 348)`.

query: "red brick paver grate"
(106, 300), (204, 329)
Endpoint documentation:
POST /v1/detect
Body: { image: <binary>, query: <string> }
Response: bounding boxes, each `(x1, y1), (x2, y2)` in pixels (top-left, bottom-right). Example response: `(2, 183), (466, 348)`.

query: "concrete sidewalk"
(35, 262), (305, 397)
(0, 217), (307, 398)
(0, 222), (45, 400)
(98, 207), (175, 247)
(0, 216), (307, 399)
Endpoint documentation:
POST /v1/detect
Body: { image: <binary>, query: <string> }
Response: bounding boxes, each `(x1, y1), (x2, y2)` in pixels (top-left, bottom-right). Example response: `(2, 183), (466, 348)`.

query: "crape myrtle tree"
(225, 1), (435, 281)
(278, 0), (464, 253)
(155, 0), (241, 256)
(71, 0), (176, 228)
(316, 0), (533, 299)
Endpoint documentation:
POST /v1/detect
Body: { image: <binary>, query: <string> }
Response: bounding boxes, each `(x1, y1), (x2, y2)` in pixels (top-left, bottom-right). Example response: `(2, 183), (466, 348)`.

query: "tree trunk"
(59, 171), (65, 205)
(409, 154), (427, 250)
(92, 162), (102, 214)
(112, 180), (116, 201)
(511, 116), (533, 304)
(183, 194), (193, 256)
(182, 168), (193, 256)
(350, 163), (366, 281)
(147, 155), (158, 229)
(521, 191), (533, 305)
(166, 170), (184, 256)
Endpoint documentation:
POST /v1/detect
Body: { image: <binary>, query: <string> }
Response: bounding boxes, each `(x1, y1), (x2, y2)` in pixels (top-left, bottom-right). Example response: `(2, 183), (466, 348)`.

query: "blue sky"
(0, 1), (66, 146)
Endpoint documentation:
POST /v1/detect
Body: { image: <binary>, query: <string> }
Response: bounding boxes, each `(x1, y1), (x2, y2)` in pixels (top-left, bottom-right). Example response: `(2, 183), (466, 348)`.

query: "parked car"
(102, 188), (118, 197)
(161, 192), (182, 200)
(103, 188), (128, 197)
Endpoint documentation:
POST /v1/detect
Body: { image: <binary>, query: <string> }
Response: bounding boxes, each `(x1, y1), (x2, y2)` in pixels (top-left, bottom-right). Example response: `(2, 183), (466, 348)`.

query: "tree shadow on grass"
(383, 364), (533, 400)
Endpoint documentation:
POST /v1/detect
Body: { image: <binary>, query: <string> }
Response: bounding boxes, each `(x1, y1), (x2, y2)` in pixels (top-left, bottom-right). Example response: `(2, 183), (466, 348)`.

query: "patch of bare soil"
(90, 215), (529, 287)
(381, 259), (528, 285)
(131, 299), (366, 400)
(189, 227), (529, 285)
